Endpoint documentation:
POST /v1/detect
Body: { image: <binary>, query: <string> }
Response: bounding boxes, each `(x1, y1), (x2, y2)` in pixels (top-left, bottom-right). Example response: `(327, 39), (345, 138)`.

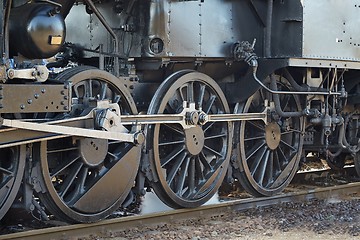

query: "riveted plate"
(0, 83), (71, 113)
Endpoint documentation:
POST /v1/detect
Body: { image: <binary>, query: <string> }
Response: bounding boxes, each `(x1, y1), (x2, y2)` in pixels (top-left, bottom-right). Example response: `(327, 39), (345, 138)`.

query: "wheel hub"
(265, 122), (281, 150)
(78, 138), (108, 167)
(184, 126), (205, 156)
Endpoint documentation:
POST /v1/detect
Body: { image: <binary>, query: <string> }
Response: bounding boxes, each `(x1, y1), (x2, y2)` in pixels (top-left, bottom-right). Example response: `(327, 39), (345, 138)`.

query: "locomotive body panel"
(272, 0), (360, 61)
(147, 0), (237, 58)
(302, 0), (360, 61)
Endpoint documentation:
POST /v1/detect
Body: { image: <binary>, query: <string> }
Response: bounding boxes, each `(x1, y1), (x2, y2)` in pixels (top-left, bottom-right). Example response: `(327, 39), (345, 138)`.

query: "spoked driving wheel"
(0, 146), (25, 220)
(34, 67), (140, 223)
(235, 74), (304, 196)
(147, 71), (232, 208)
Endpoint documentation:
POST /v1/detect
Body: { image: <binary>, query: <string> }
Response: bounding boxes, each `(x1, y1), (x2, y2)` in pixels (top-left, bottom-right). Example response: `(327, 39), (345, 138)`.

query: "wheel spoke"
(166, 152), (187, 185)
(47, 146), (78, 154)
(50, 156), (80, 178)
(244, 135), (266, 142)
(248, 121), (265, 131)
(99, 82), (108, 100)
(204, 95), (216, 114)
(197, 84), (206, 108)
(195, 155), (206, 182)
(203, 122), (215, 133)
(159, 139), (185, 146)
(176, 156), (191, 195)
(72, 167), (89, 200)
(254, 149), (270, 186)
(199, 151), (213, 173)
(203, 145), (223, 158)
(249, 145), (268, 174)
(59, 162), (83, 199)
(163, 124), (185, 136)
(245, 140), (266, 161)
(264, 151), (274, 187)
(187, 82), (194, 103)
(280, 139), (297, 152)
(188, 157), (196, 194)
(160, 145), (185, 167)
(85, 79), (93, 98)
(204, 133), (227, 140)
(0, 167), (12, 175)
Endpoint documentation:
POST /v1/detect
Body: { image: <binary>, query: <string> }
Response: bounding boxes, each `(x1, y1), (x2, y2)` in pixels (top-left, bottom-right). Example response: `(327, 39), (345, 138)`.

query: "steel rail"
(1, 182), (359, 240)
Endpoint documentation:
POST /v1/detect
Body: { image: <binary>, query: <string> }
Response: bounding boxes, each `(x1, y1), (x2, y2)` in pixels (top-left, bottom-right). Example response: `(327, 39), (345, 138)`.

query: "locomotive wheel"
(0, 146), (25, 220)
(147, 71), (232, 208)
(34, 67), (140, 223)
(235, 75), (304, 197)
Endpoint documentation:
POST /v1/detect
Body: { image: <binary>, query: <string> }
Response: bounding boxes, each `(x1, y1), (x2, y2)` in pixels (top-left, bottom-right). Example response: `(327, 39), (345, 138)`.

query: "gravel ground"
(100, 198), (360, 240)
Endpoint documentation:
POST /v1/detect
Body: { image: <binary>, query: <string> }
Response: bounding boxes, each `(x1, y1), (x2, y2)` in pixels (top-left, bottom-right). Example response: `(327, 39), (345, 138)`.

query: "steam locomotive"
(0, 0), (359, 223)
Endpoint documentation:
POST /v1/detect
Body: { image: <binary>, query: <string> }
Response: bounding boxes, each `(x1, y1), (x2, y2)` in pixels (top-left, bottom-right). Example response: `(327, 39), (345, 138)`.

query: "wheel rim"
(147, 71), (232, 208)
(35, 67), (140, 223)
(236, 75), (304, 196)
(0, 146), (25, 220)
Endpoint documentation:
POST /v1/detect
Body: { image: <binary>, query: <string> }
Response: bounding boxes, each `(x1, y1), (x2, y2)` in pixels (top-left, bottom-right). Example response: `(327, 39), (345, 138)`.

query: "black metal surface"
(9, 3), (65, 59)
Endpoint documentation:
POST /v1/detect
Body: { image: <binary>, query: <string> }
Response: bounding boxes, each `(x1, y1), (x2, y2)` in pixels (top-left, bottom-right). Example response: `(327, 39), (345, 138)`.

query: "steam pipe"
(4, 0), (13, 59)
(0, 0), (3, 58)
(265, 0), (273, 57)
(269, 74), (303, 117)
(251, 65), (341, 96)
(83, 0), (120, 76)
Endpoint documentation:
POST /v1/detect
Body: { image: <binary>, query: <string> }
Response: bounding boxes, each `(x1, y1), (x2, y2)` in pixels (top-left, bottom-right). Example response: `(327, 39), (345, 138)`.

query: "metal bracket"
(7, 65), (49, 82)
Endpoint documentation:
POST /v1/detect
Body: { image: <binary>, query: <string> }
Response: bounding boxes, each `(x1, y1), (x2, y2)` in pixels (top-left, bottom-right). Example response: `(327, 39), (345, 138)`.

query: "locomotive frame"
(0, 0), (359, 223)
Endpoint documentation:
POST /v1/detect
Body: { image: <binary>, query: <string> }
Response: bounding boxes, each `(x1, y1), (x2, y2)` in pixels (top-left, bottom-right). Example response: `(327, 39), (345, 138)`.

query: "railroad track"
(1, 181), (359, 240)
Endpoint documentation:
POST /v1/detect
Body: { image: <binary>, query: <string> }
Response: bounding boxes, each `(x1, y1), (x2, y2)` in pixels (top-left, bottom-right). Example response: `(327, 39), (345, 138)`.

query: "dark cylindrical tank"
(9, 3), (66, 59)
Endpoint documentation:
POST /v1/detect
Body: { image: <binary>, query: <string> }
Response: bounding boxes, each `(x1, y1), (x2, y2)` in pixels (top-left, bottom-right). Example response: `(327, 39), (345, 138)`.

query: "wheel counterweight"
(234, 74), (304, 197)
(146, 71), (232, 208)
(33, 67), (140, 223)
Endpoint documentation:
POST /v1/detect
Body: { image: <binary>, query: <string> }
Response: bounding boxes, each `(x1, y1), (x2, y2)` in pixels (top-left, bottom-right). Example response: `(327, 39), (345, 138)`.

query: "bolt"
(41, 89), (46, 93)
(20, 104), (25, 109)
(134, 131), (145, 145)
(8, 69), (14, 78)
(64, 106), (69, 110)
(34, 93), (39, 99)
(27, 99), (32, 104)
